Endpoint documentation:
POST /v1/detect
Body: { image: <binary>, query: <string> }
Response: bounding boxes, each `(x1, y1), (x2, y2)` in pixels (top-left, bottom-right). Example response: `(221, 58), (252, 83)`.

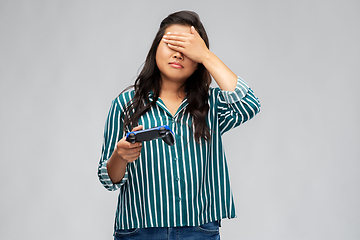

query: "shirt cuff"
(98, 161), (127, 191)
(220, 76), (249, 104)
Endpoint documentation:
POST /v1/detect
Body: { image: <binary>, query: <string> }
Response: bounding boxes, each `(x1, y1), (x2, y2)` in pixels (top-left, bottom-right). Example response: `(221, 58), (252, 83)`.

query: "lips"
(169, 62), (183, 69)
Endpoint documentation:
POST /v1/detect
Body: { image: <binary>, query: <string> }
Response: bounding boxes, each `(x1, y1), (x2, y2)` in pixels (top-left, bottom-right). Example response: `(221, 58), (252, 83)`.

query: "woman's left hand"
(162, 26), (210, 64)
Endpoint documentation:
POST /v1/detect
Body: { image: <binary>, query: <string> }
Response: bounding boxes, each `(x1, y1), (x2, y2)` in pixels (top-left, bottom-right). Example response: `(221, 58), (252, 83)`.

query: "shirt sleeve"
(97, 98), (128, 191)
(217, 76), (261, 135)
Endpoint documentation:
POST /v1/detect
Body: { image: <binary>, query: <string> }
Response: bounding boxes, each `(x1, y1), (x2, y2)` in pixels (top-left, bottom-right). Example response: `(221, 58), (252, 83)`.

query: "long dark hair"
(122, 10), (211, 142)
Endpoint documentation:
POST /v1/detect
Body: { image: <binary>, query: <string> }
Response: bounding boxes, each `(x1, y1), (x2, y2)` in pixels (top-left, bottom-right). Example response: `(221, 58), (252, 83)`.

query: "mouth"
(169, 62), (183, 69)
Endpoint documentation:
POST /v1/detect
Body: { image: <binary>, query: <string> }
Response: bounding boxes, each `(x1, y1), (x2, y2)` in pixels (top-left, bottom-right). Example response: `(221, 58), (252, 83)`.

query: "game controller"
(126, 125), (175, 146)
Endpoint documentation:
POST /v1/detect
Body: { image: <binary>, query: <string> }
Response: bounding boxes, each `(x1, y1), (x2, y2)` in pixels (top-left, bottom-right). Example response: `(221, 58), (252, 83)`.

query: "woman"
(98, 10), (260, 240)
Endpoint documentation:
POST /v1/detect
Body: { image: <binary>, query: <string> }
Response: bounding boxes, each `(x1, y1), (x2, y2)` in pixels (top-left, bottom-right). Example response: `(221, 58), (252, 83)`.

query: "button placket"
(169, 115), (183, 205)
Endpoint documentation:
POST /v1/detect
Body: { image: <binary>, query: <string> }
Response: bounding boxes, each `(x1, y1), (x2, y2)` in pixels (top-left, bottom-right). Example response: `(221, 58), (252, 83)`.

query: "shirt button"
(173, 157), (177, 161)
(175, 177), (180, 181)
(178, 197), (181, 202)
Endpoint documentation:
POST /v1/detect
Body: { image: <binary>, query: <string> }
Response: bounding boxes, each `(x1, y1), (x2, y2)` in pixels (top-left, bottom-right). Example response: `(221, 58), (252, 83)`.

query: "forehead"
(165, 24), (191, 34)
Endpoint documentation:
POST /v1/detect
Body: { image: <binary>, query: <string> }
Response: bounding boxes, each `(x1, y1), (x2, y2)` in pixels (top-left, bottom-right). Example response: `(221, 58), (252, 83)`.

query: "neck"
(159, 78), (186, 99)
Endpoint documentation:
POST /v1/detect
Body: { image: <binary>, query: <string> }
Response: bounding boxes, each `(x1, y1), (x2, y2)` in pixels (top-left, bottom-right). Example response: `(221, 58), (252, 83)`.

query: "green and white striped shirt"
(98, 77), (260, 230)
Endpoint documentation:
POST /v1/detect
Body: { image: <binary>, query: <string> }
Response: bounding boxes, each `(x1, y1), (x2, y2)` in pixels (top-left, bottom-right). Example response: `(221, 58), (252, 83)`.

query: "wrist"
(114, 146), (128, 164)
(200, 50), (214, 65)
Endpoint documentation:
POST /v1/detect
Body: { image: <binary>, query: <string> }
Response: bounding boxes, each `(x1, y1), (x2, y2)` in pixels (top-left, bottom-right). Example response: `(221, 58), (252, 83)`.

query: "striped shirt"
(98, 77), (260, 231)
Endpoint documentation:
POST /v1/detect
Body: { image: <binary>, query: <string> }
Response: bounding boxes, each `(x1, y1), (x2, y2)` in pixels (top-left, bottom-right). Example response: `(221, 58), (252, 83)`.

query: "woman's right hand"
(115, 125), (143, 163)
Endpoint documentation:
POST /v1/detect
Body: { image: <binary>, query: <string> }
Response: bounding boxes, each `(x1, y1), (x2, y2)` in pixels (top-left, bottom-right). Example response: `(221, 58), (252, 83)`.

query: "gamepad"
(126, 125), (175, 146)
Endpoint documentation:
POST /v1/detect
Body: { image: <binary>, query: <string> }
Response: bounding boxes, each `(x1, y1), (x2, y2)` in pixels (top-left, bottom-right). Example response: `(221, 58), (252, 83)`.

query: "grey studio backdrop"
(0, 1), (359, 240)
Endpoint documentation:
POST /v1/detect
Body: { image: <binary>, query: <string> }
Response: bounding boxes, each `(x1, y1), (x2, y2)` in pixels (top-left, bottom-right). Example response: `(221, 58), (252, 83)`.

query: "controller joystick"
(163, 131), (175, 146)
(126, 125), (175, 146)
(159, 127), (166, 136)
(126, 133), (136, 144)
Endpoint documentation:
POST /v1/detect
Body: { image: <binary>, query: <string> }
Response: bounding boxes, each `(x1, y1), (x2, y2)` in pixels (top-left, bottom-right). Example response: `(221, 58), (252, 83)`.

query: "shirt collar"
(147, 90), (188, 118)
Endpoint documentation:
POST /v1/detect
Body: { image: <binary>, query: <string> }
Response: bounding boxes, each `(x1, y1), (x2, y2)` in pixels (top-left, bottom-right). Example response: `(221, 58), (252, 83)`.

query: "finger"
(118, 137), (130, 148)
(125, 125), (143, 147)
(163, 38), (186, 48)
(163, 34), (188, 42)
(127, 156), (140, 163)
(118, 137), (142, 149)
(124, 151), (141, 160)
(128, 142), (142, 149)
(131, 125), (143, 132)
(190, 26), (200, 37)
(167, 43), (185, 53)
(124, 150), (141, 162)
(165, 31), (192, 37)
(121, 146), (141, 159)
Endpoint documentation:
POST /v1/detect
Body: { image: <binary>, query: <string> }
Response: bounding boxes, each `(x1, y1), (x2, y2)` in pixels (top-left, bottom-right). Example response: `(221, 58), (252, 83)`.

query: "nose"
(172, 51), (183, 60)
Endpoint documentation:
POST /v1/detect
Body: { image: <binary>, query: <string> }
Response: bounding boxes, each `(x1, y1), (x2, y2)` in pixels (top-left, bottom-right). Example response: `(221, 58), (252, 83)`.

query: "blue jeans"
(114, 221), (220, 240)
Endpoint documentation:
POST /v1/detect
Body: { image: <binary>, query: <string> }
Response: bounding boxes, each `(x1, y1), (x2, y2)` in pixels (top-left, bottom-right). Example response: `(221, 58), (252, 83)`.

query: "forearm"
(106, 150), (128, 184)
(202, 51), (238, 91)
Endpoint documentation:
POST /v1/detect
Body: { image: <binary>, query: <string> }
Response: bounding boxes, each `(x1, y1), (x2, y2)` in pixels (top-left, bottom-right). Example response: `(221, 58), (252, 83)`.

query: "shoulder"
(207, 85), (221, 102)
(206, 85), (222, 110)
(208, 85), (219, 95)
(115, 88), (135, 108)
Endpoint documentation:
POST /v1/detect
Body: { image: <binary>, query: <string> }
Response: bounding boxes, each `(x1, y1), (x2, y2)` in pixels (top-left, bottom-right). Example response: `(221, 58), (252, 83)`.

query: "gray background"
(0, 0), (359, 239)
